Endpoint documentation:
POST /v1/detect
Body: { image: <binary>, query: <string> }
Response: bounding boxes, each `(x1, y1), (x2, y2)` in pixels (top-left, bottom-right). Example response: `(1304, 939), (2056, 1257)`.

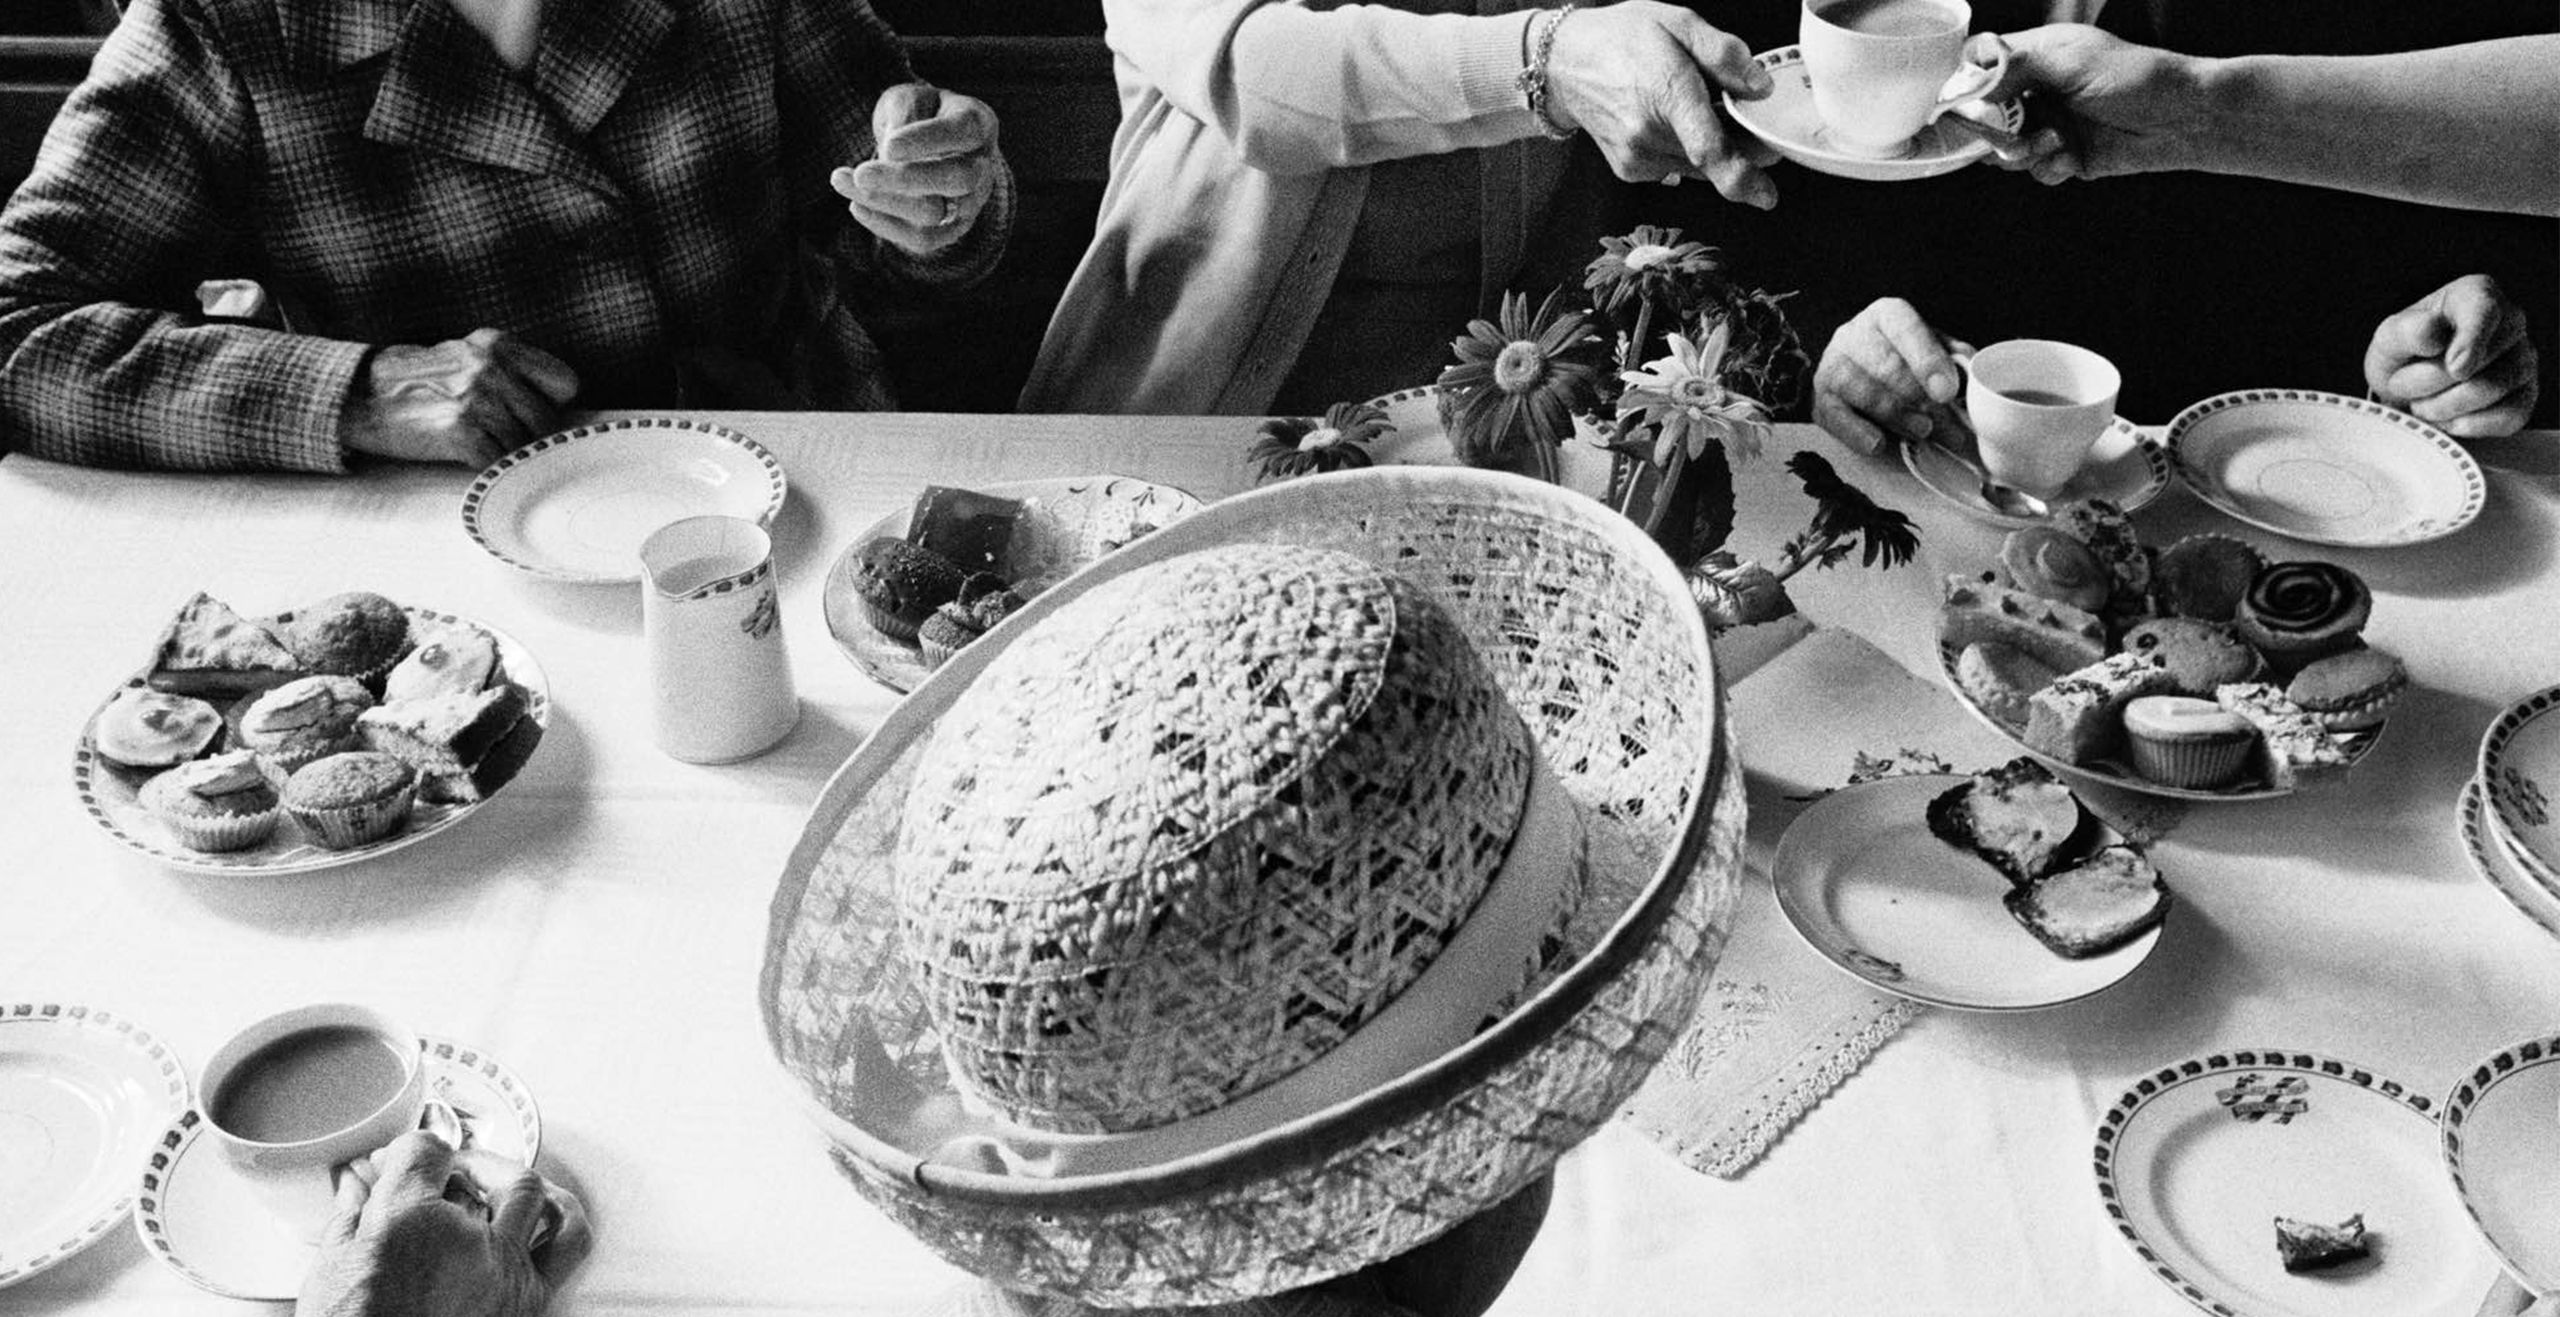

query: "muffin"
(2150, 534), (2267, 622)
(917, 577), (1025, 669)
(2121, 695), (2257, 790)
(1997, 526), (2112, 613)
(139, 750), (281, 852)
(92, 686), (224, 772)
(282, 751), (418, 850)
(2119, 617), (2263, 697)
(851, 537), (971, 642)
(238, 675), (374, 773)
(272, 591), (411, 682)
(2286, 647), (2408, 732)
(2233, 561), (2371, 676)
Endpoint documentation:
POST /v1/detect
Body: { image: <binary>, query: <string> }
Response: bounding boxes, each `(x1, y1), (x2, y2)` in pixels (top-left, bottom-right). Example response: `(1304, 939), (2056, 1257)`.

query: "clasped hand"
(831, 82), (1004, 258)
(298, 1131), (591, 1317)
(340, 328), (580, 468)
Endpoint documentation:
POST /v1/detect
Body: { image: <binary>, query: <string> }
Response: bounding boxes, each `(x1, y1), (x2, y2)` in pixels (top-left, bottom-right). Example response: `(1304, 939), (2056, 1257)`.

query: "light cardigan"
(1019, 0), (1579, 416)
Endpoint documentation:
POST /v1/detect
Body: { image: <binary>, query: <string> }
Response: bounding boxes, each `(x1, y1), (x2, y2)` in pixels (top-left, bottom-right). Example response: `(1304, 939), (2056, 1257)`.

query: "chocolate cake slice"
(1926, 757), (2087, 887)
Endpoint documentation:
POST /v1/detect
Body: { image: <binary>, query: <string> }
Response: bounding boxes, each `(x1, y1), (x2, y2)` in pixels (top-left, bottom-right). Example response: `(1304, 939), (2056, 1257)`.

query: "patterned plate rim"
(2477, 685), (2560, 890)
(0, 1004), (192, 1289)
(1899, 416), (2170, 528)
(132, 1034), (542, 1302)
(2162, 390), (2486, 548)
(71, 606), (552, 876)
(2440, 1033), (2560, 1294)
(1722, 46), (2026, 176)
(460, 417), (788, 583)
(2456, 777), (2560, 945)
(2092, 1049), (2436, 1317)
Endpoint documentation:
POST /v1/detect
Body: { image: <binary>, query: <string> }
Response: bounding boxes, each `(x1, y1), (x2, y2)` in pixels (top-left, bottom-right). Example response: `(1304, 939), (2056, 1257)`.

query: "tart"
(92, 687), (224, 771)
(147, 592), (303, 698)
(384, 621), (502, 702)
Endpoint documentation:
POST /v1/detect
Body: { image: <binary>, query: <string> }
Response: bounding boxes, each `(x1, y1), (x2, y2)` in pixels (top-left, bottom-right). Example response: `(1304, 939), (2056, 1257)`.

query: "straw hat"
(762, 466), (1744, 1307)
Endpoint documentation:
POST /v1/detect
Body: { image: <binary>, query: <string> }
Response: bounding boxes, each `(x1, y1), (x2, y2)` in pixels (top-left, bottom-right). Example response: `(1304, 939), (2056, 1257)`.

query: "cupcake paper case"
(283, 751), (418, 850)
(760, 467), (1744, 1307)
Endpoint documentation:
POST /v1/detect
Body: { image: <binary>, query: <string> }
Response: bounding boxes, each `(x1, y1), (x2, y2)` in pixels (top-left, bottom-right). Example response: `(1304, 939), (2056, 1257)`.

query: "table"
(7, 413), (2560, 1316)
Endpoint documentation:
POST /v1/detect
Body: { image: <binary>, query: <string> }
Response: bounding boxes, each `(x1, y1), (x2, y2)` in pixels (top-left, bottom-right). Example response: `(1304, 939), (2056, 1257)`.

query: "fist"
(339, 328), (580, 468)
(830, 82), (1004, 258)
(2364, 273), (2540, 439)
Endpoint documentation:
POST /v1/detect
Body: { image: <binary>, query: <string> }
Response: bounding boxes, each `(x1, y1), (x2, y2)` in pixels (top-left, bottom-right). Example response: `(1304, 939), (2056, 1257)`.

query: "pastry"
(271, 591), (411, 681)
(1955, 642), (2061, 727)
(2119, 617), (2263, 697)
(916, 576), (1024, 669)
(2121, 695), (2257, 790)
(1997, 526), (2112, 613)
(2233, 561), (2370, 676)
(357, 683), (534, 804)
(2273, 1214), (2370, 1273)
(2285, 648), (2407, 732)
(281, 751), (418, 850)
(907, 486), (1024, 576)
(2215, 683), (2352, 790)
(1938, 574), (2108, 675)
(2055, 499), (2151, 623)
(852, 537), (971, 642)
(1926, 757), (2086, 887)
(147, 592), (303, 698)
(384, 622), (502, 702)
(138, 750), (281, 852)
(92, 686), (224, 771)
(2022, 651), (2178, 766)
(2005, 844), (2168, 958)
(237, 675), (374, 773)
(2149, 534), (2267, 622)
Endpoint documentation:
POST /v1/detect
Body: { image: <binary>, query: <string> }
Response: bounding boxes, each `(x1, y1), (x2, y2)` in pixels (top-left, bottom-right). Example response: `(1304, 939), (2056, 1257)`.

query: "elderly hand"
(2365, 274), (2540, 438)
(1981, 24), (2202, 185)
(1544, 3), (1779, 207)
(340, 328), (580, 468)
(832, 83), (1004, 259)
(1812, 298), (1974, 455)
(296, 1132), (591, 1317)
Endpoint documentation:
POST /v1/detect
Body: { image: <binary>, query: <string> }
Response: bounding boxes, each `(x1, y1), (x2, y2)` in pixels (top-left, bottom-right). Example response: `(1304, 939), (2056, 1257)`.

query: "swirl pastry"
(2233, 561), (2371, 674)
(1998, 527), (2112, 612)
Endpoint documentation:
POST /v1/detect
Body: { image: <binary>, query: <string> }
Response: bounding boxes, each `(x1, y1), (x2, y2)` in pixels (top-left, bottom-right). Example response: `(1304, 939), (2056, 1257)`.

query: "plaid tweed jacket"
(0, 0), (1012, 472)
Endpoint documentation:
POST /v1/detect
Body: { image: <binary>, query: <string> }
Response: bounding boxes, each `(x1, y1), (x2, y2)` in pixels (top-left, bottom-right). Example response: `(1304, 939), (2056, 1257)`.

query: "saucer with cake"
(1936, 499), (2403, 800)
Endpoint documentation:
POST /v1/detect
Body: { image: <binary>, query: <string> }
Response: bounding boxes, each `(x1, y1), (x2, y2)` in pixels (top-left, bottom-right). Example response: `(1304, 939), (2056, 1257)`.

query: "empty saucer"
(0, 1004), (190, 1288)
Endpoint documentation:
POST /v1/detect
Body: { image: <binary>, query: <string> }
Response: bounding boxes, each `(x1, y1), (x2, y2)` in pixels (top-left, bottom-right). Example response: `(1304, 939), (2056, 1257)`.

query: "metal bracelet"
(1516, 6), (1578, 141)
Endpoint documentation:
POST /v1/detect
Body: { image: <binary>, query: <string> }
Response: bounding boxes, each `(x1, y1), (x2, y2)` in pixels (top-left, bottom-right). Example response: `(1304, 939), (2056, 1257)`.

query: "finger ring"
(935, 195), (961, 227)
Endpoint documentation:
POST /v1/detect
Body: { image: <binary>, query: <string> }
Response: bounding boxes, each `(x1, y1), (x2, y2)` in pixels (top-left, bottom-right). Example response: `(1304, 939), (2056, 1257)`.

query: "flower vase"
(1606, 437), (1737, 571)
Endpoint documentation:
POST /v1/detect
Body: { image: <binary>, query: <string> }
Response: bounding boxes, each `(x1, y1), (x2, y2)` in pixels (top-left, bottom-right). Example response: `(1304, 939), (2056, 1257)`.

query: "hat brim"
(760, 466), (1744, 1306)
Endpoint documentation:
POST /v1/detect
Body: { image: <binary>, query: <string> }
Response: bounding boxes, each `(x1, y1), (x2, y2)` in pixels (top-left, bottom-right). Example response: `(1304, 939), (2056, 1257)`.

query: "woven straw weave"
(898, 545), (1533, 1133)
(761, 467), (1742, 1307)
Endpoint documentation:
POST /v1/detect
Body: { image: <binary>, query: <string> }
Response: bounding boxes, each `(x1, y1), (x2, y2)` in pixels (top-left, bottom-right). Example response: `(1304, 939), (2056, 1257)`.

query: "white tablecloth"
(7, 414), (2560, 1316)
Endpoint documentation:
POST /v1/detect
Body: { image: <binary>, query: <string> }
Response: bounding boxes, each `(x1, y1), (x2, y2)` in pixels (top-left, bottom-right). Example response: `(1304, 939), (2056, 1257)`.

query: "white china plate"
(1934, 642), (2379, 802)
(2094, 1050), (2499, 1317)
(134, 1036), (541, 1302)
(73, 606), (550, 876)
(2456, 778), (2560, 944)
(0, 1005), (190, 1289)
(2479, 686), (2560, 891)
(2164, 391), (2484, 547)
(1769, 774), (2160, 1010)
(1902, 417), (2167, 527)
(462, 418), (786, 582)
(1722, 47), (2024, 183)
(2441, 1034), (2560, 1294)
(824, 476), (1205, 694)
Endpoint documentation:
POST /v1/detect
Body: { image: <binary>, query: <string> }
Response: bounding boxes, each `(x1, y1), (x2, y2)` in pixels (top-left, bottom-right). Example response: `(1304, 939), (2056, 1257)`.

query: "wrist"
(1516, 7), (1578, 139)
(2178, 51), (2257, 175)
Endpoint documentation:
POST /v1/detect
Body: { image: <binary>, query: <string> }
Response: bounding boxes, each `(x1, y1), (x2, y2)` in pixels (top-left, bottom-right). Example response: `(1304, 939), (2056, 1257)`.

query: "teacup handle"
(1927, 33), (2010, 120)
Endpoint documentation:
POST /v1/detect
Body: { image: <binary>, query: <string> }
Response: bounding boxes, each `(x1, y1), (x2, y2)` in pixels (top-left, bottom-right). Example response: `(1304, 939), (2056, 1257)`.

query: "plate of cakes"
(822, 476), (1205, 694)
(73, 590), (547, 874)
(1935, 499), (2399, 801)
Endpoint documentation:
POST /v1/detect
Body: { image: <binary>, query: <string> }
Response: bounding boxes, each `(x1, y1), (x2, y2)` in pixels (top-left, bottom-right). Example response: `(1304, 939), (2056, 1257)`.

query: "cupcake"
(852, 537), (970, 642)
(92, 686), (224, 772)
(2234, 561), (2371, 676)
(282, 751), (417, 850)
(917, 576), (1024, 669)
(2286, 647), (2408, 732)
(272, 591), (411, 682)
(238, 675), (374, 773)
(2150, 534), (2267, 622)
(1998, 526), (2112, 613)
(139, 750), (281, 852)
(2119, 617), (2264, 697)
(2121, 695), (2257, 790)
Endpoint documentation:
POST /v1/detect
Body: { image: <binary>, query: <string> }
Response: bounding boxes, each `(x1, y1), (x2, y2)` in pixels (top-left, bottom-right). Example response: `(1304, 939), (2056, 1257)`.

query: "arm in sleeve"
(0, 0), (369, 472)
(1108, 0), (1545, 174)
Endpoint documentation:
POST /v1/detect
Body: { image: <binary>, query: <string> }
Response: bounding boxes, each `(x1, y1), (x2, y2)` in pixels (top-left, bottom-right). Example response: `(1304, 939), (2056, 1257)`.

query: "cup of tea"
(1962, 339), (2123, 500)
(198, 1003), (427, 1241)
(640, 514), (800, 763)
(1798, 0), (2007, 158)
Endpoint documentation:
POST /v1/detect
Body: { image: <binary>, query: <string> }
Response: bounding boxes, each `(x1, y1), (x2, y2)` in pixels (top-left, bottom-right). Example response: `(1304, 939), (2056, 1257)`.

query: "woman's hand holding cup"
(1543, 2), (1780, 206)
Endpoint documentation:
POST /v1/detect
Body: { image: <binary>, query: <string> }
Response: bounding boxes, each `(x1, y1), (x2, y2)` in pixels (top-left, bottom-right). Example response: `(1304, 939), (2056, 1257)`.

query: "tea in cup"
(1962, 340), (2122, 500)
(198, 1003), (426, 1241)
(1799, 0), (2007, 158)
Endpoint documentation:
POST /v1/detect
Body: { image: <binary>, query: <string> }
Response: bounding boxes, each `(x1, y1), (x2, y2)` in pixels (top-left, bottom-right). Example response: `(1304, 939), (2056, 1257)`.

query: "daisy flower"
(1617, 323), (1772, 468)
(1436, 288), (1604, 470)
(1246, 400), (1391, 481)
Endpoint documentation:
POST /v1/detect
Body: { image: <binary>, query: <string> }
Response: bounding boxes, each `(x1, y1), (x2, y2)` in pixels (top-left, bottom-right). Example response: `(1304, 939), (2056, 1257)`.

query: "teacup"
(198, 1003), (426, 1242)
(1799, 0), (2007, 158)
(1962, 340), (2122, 500)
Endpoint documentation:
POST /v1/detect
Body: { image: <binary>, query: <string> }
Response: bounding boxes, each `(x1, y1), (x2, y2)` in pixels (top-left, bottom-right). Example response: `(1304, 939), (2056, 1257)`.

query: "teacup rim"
(197, 1003), (422, 1151)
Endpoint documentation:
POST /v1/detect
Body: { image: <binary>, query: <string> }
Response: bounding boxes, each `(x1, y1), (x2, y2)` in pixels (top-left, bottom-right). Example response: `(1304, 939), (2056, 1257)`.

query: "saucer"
(2164, 390), (2484, 547)
(462, 417), (786, 582)
(1901, 416), (2166, 527)
(2456, 777), (2560, 945)
(1722, 47), (2024, 183)
(134, 1036), (541, 1301)
(2441, 1034), (2560, 1294)
(2478, 686), (2560, 892)
(0, 1004), (190, 1289)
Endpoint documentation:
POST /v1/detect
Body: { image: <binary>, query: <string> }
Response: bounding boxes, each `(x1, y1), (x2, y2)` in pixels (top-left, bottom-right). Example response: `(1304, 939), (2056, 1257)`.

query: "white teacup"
(198, 1003), (426, 1243)
(1962, 340), (2123, 500)
(640, 514), (800, 764)
(1799, 0), (2007, 159)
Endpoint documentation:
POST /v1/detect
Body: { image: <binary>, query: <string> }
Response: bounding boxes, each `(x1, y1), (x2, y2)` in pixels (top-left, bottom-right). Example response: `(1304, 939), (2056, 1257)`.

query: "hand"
(1812, 298), (1974, 455)
(2365, 273), (2540, 438)
(339, 329), (579, 468)
(832, 82), (1004, 258)
(297, 1132), (591, 1317)
(1982, 24), (2204, 185)
(1544, 3), (1779, 207)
